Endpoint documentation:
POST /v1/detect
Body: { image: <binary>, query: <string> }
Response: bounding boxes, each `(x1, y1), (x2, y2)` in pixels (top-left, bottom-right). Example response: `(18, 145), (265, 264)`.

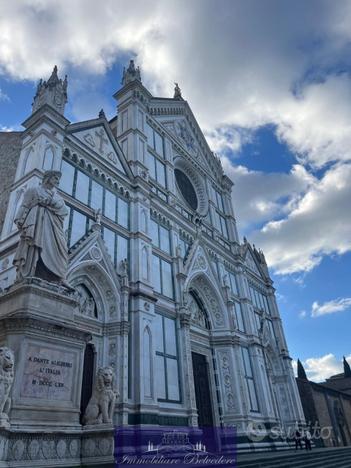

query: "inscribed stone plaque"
(20, 344), (75, 401)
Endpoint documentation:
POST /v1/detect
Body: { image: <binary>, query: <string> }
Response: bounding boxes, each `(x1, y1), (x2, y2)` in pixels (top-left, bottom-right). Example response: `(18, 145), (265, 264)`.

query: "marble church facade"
(0, 62), (304, 465)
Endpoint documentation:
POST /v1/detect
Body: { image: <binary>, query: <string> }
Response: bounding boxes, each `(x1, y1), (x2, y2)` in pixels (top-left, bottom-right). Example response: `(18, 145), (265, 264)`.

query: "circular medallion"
(90, 246), (102, 261)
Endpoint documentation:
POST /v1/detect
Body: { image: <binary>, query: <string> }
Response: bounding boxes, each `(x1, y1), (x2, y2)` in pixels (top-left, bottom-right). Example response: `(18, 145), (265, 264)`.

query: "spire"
(297, 359), (308, 380)
(32, 65), (68, 115)
(121, 59), (142, 86)
(343, 356), (351, 378)
(173, 82), (183, 100)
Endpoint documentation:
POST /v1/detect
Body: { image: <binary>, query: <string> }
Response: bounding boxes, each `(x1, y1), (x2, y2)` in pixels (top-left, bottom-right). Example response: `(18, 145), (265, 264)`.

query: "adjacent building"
(297, 358), (351, 447)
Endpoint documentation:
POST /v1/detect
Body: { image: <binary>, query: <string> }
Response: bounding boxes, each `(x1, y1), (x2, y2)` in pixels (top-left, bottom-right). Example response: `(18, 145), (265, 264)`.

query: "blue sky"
(0, 0), (350, 381)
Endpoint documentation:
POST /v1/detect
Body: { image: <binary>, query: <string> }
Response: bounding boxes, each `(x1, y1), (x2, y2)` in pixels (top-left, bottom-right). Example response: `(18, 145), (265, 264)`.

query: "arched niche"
(185, 272), (229, 330)
(22, 146), (35, 176)
(187, 290), (211, 330)
(42, 146), (55, 171)
(67, 260), (121, 323)
(140, 208), (147, 234)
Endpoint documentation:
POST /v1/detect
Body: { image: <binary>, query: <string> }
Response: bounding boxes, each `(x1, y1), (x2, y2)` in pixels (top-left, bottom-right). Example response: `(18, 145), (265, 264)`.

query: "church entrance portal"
(192, 352), (214, 427)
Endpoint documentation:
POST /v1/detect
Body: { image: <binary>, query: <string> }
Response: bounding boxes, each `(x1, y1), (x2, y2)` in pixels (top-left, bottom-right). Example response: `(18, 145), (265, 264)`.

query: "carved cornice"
(210, 335), (241, 347)
(103, 321), (130, 336)
(1, 279), (77, 306)
(1, 315), (91, 342)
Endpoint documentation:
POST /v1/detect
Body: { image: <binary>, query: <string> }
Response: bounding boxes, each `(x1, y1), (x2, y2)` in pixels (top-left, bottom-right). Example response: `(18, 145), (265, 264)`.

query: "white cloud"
(251, 163), (351, 274)
(204, 126), (253, 156)
(312, 297), (351, 317)
(0, 1), (351, 168)
(1, 1), (351, 274)
(299, 310), (307, 319)
(0, 88), (9, 101)
(293, 354), (351, 382)
(0, 125), (15, 132)
(222, 158), (314, 232)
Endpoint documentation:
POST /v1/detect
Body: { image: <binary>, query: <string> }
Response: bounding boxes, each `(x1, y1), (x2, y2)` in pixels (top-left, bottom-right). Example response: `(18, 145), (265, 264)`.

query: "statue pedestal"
(0, 280), (114, 466)
(0, 279), (88, 429)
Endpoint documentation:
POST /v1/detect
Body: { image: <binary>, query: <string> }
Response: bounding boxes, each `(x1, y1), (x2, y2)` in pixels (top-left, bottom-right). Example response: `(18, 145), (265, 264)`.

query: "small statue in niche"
(0, 347), (15, 427)
(85, 297), (96, 318)
(93, 208), (102, 225)
(120, 258), (128, 277)
(13, 171), (69, 285)
(83, 367), (118, 425)
(175, 244), (182, 258)
(74, 285), (97, 318)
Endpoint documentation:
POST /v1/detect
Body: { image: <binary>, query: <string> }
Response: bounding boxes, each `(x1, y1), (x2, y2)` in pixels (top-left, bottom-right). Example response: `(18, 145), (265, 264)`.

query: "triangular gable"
(150, 98), (225, 184)
(243, 244), (266, 279)
(68, 227), (122, 286)
(66, 116), (133, 179)
(184, 239), (222, 291)
(162, 118), (213, 173)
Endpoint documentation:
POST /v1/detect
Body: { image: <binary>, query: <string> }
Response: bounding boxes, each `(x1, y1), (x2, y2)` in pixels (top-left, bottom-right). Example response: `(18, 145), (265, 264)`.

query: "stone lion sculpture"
(83, 367), (118, 425)
(0, 347), (15, 426)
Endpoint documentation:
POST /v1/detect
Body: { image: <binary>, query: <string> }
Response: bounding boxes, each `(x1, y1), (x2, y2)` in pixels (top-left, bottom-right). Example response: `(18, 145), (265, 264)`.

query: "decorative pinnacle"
(121, 59), (142, 86)
(32, 65), (68, 115)
(99, 109), (106, 119)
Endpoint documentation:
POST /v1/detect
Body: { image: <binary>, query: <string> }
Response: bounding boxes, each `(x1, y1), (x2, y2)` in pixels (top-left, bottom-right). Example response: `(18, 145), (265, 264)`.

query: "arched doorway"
(187, 289), (216, 428)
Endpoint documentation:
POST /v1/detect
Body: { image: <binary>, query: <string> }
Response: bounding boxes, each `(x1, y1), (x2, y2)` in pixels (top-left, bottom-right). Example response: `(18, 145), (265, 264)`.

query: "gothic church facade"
(0, 61), (304, 453)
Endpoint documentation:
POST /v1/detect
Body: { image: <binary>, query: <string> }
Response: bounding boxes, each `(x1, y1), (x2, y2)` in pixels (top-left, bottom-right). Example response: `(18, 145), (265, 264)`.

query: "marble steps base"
(237, 446), (351, 468)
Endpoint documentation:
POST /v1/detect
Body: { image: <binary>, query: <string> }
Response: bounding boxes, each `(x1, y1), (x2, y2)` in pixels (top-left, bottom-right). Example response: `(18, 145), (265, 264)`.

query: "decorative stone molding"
(174, 156), (209, 216)
(193, 254), (207, 272)
(218, 350), (237, 412)
(0, 347), (14, 428)
(89, 245), (103, 262)
(192, 276), (224, 327)
(0, 428), (114, 465)
(2, 316), (90, 342)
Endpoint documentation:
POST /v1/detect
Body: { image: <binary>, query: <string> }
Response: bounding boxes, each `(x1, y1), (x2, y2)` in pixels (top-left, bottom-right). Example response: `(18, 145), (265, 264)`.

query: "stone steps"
(236, 446), (351, 468)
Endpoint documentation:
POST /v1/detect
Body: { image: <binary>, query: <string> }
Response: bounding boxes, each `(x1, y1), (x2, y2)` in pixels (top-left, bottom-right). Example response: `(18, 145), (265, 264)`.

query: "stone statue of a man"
(13, 170), (69, 284)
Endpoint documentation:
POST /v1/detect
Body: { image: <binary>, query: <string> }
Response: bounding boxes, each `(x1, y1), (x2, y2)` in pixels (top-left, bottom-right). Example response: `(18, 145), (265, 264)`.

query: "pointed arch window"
(22, 147), (34, 175)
